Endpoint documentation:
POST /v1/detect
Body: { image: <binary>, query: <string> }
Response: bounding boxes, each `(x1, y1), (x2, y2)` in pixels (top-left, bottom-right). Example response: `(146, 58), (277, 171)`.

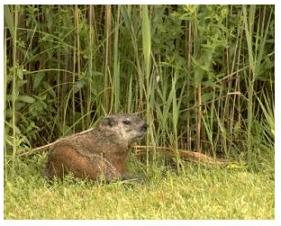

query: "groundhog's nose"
(141, 122), (148, 131)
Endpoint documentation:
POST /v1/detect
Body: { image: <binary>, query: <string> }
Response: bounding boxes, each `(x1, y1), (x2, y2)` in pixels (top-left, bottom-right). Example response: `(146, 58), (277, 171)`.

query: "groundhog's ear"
(100, 116), (117, 127)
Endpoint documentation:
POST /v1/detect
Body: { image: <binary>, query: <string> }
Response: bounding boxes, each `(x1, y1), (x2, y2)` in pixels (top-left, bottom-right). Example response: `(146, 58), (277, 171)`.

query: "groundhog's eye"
(122, 119), (131, 125)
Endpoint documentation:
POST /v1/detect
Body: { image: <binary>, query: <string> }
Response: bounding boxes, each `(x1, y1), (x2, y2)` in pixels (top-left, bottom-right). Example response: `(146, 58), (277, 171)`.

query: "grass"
(4, 153), (274, 219)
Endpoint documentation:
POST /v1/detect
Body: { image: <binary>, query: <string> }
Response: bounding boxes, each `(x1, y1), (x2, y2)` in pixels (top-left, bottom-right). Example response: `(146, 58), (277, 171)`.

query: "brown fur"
(44, 114), (147, 181)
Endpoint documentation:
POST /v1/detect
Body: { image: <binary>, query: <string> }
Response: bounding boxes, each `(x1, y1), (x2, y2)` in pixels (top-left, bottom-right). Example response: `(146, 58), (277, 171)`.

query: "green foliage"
(4, 5), (274, 172)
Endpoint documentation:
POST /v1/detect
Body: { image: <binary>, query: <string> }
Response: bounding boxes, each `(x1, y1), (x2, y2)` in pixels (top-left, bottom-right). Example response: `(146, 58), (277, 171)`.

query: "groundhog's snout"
(141, 122), (148, 132)
(134, 121), (147, 139)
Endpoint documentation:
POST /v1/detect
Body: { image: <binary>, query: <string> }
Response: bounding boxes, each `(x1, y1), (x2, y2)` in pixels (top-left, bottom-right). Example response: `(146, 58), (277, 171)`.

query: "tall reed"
(4, 5), (274, 169)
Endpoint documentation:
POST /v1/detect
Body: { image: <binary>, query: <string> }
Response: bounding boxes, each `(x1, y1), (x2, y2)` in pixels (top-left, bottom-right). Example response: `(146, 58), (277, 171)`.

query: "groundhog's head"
(99, 114), (147, 146)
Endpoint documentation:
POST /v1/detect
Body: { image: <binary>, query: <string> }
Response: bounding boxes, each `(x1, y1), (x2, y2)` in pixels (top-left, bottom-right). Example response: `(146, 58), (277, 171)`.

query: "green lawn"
(4, 154), (274, 219)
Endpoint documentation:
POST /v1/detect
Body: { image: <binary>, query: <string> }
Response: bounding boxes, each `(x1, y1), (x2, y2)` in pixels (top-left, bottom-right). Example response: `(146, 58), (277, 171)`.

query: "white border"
(274, 1), (280, 225)
(1, 2), (279, 226)
(0, 2), (4, 223)
(1, 220), (278, 226)
(1, 0), (279, 5)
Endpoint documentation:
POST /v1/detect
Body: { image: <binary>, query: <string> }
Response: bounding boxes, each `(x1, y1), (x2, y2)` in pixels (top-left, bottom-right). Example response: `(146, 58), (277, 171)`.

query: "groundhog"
(44, 114), (147, 181)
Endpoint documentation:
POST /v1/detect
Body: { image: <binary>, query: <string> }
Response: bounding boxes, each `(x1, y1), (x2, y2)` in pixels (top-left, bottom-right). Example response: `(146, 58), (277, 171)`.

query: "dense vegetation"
(4, 5), (274, 219)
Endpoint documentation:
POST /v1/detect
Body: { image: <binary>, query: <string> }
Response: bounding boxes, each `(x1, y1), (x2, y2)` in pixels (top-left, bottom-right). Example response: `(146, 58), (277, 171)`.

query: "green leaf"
(73, 80), (85, 94)
(142, 5), (151, 76)
(33, 73), (45, 90)
(18, 95), (35, 103)
(4, 6), (14, 40)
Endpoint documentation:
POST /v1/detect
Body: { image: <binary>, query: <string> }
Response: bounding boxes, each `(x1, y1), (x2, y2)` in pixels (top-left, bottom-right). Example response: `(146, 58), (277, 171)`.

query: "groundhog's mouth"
(132, 125), (146, 140)
(140, 122), (148, 132)
(136, 132), (145, 138)
(136, 124), (147, 138)
(137, 123), (147, 136)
